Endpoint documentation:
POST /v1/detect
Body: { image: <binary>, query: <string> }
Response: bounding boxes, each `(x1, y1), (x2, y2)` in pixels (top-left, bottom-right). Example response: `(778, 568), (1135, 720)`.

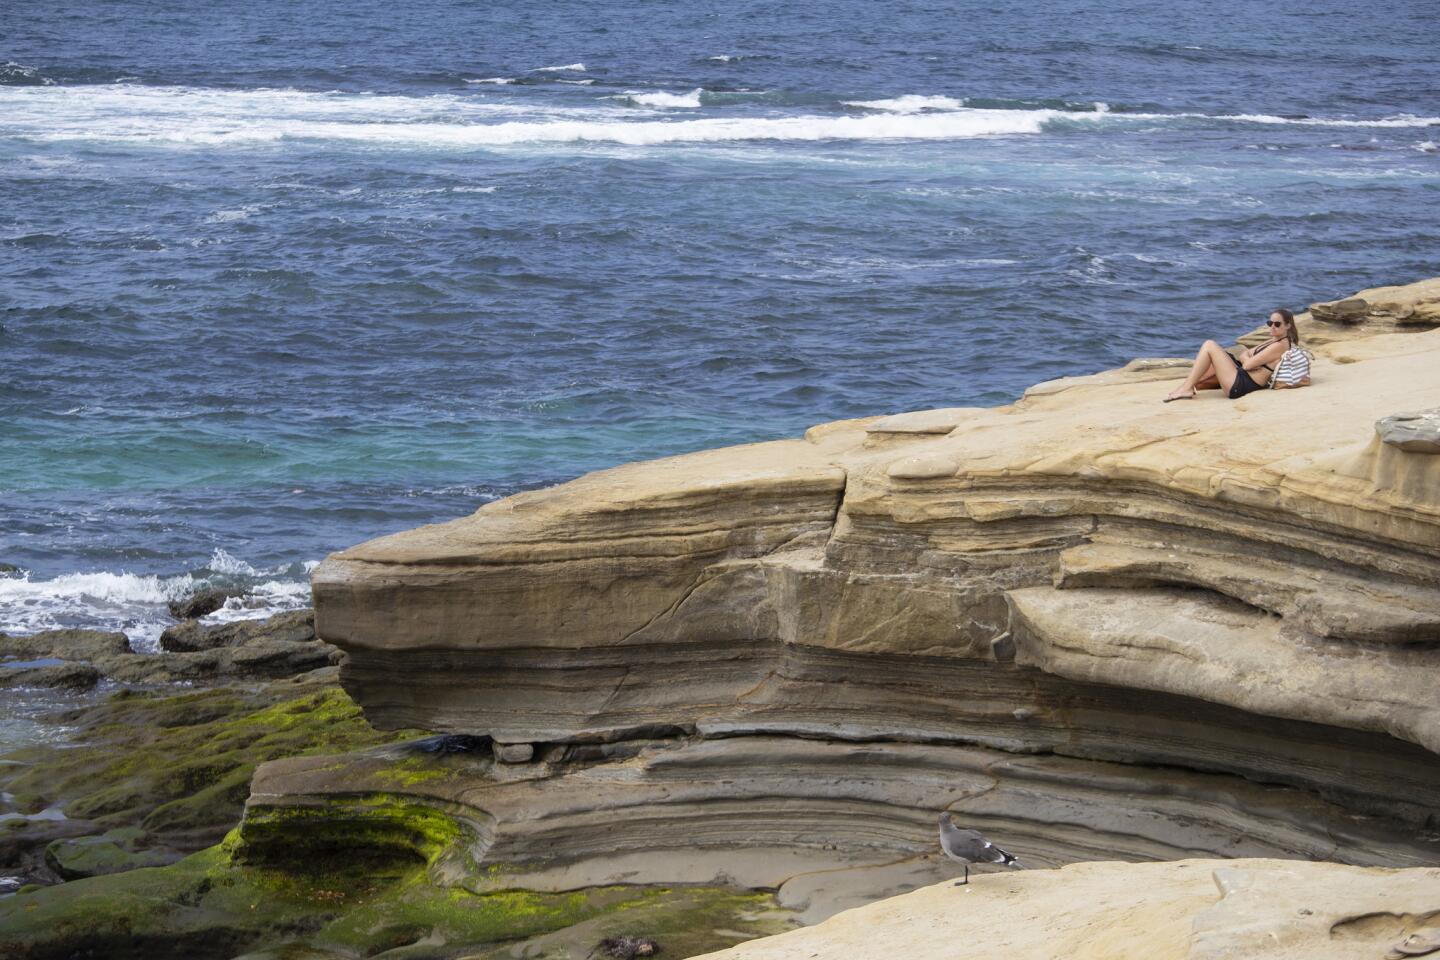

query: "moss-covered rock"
(0, 675), (426, 888)
(0, 833), (793, 960)
(2, 679), (419, 848)
(44, 827), (176, 880)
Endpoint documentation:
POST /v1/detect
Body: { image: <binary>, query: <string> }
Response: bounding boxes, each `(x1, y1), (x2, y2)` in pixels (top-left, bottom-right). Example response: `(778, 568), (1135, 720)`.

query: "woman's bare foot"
(1162, 387), (1196, 403)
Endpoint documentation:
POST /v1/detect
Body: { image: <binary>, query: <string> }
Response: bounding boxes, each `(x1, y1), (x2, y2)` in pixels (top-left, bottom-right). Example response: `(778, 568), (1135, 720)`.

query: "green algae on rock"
(0, 674), (424, 886)
(0, 832), (792, 960)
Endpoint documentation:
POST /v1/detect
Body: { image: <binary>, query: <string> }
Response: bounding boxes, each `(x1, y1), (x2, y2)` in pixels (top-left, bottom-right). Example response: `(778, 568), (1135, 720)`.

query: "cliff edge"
(243, 278), (1440, 927)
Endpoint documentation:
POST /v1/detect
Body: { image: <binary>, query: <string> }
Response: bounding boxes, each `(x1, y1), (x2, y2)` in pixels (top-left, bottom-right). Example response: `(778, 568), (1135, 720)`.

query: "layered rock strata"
(244, 281), (1440, 912)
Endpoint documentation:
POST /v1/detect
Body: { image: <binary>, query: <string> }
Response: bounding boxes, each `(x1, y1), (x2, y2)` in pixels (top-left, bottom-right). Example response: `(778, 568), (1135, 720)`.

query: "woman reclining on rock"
(1163, 308), (1298, 402)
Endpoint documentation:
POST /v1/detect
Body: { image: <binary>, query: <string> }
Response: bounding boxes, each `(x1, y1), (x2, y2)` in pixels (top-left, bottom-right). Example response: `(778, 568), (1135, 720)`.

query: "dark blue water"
(2, 0), (1438, 647)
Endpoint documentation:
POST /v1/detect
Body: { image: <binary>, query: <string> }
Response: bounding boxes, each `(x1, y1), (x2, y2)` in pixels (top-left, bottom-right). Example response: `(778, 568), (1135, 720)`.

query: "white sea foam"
(556, 79), (596, 85)
(622, 89), (703, 109)
(1201, 112), (1440, 128)
(0, 86), (1078, 145)
(708, 55), (737, 63)
(0, 570), (195, 608)
(465, 77), (515, 85)
(0, 61), (53, 85)
(536, 63), (586, 72)
(205, 204), (266, 223)
(1417, 140), (1438, 153)
(843, 95), (967, 113)
(5, 84), (1432, 151)
(0, 549), (315, 654)
(206, 548), (261, 576)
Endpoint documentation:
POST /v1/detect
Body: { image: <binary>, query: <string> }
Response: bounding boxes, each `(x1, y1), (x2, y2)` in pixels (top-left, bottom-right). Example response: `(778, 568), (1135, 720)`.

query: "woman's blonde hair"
(1273, 307), (1299, 345)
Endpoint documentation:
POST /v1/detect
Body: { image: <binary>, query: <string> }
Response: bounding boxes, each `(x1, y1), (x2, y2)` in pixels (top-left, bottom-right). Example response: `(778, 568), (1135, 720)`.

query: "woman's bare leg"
(1167, 340), (1236, 399)
(1196, 372), (1221, 390)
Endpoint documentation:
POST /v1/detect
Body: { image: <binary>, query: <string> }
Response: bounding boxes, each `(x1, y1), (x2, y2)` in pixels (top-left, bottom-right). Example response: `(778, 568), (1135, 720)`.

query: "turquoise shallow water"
(1, 0), (1437, 646)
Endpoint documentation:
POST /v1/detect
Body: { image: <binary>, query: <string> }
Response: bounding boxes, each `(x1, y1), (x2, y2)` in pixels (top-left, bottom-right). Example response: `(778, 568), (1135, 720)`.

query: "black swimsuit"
(1227, 339), (1288, 399)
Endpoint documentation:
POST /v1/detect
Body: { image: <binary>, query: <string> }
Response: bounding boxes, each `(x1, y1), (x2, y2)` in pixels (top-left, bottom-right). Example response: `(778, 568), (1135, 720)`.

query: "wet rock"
(1376, 408), (1440, 454)
(0, 662), (101, 692)
(157, 619), (208, 653)
(0, 628), (132, 661)
(167, 587), (240, 621)
(160, 609), (316, 653)
(0, 816), (100, 886)
(594, 935), (660, 959)
(0, 562), (23, 577)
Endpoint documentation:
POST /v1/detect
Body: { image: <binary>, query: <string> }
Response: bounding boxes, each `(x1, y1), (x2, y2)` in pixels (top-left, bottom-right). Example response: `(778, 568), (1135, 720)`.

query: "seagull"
(938, 813), (1022, 885)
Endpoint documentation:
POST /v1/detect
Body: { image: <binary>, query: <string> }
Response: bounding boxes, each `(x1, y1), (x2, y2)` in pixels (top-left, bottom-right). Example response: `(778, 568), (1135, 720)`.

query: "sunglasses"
(1268, 320), (1286, 328)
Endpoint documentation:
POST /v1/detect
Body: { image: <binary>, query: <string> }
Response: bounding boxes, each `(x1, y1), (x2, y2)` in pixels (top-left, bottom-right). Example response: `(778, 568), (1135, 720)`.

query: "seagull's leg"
(953, 864), (968, 886)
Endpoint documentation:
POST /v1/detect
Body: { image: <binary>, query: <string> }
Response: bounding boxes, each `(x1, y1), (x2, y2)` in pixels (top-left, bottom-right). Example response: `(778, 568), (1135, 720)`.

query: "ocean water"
(2, 0), (1437, 650)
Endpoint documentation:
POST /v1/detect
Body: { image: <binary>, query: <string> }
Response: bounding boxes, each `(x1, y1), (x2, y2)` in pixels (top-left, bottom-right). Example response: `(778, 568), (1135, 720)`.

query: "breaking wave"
(0, 549), (313, 653)
(621, 88), (704, 109)
(1, 84), (1434, 152)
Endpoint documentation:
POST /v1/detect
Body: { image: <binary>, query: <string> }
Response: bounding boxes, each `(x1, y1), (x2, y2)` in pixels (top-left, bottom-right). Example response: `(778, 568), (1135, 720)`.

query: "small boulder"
(158, 620), (209, 653)
(167, 588), (238, 621)
(0, 562), (23, 577)
(1376, 409), (1440, 454)
(494, 742), (535, 763)
(1310, 296), (1370, 323)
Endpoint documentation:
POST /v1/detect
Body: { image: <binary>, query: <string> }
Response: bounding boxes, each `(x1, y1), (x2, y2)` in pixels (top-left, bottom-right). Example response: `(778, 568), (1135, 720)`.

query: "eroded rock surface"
(261, 280), (1440, 915)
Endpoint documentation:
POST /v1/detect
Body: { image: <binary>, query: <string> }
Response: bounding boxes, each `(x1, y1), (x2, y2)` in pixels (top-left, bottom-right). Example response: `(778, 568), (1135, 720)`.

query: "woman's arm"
(1240, 339), (1287, 371)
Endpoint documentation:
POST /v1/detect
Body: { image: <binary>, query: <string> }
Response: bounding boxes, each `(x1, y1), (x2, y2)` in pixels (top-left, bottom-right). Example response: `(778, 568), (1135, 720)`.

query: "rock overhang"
(273, 279), (1440, 892)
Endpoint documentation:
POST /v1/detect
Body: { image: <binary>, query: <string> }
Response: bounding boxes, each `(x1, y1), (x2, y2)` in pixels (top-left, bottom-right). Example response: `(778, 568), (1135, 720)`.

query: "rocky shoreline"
(3, 277), (1439, 958)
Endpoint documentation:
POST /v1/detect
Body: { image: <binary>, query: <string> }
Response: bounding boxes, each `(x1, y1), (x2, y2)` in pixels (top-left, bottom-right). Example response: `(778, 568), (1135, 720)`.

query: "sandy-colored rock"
(1310, 276), (1440, 326)
(865, 407), (982, 435)
(292, 278), (1440, 900)
(1233, 277), (1440, 349)
(691, 859), (1440, 960)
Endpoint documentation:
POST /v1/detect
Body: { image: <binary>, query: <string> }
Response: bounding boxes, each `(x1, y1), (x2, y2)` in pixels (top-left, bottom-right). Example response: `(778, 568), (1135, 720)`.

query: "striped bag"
(1270, 344), (1312, 389)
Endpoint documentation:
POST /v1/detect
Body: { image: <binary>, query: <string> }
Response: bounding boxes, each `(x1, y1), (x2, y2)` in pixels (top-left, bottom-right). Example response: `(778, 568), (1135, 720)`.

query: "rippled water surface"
(2, 0), (1437, 642)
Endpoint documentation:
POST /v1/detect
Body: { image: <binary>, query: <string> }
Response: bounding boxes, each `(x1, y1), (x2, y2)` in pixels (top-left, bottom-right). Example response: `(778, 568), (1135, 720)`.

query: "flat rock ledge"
(242, 279), (1440, 922)
(692, 859), (1440, 960)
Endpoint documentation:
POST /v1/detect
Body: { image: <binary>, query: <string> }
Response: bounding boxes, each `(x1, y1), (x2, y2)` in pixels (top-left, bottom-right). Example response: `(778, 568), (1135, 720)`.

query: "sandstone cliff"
(243, 278), (1440, 924)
